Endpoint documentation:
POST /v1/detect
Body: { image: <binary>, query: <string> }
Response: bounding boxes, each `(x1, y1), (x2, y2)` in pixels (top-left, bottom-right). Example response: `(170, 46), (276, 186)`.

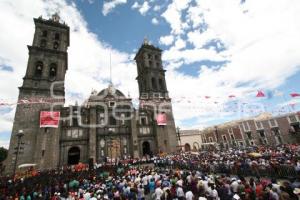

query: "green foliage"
(0, 147), (8, 163)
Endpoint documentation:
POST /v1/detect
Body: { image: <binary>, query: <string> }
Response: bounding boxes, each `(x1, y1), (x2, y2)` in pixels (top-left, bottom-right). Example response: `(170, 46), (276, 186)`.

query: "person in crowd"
(1, 144), (300, 200)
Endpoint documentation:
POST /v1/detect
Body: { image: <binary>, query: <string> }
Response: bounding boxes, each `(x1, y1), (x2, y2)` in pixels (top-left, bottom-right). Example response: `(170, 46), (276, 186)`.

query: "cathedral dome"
(96, 84), (126, 98)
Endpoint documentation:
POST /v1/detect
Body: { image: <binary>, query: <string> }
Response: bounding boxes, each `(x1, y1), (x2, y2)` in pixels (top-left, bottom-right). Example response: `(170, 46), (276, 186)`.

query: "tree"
(0, 147), (8, 163)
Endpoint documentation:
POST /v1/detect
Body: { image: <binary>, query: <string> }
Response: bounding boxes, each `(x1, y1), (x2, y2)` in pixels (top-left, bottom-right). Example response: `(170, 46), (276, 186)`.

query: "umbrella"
(248, 152), (262, 157)
(69, 180), (79, 188)
(18, 163), (36, 169)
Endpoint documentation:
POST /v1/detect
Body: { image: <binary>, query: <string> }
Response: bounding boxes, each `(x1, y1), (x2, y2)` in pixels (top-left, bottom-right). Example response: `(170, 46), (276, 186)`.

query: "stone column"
(89, 107), (97, 162)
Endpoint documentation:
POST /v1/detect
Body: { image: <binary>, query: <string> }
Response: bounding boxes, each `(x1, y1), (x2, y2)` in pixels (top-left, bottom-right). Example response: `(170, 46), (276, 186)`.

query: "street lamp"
(12, 130), (24, 178)
(214, 126), (218, 143)
(176, 127), (181, 151)
(109, 137), (113, 165)
(214, 126), (221, 150)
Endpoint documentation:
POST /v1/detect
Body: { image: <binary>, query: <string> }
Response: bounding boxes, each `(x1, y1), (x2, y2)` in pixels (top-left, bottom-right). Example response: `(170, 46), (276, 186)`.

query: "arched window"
(35, 61), (43, 77)
(158, 78), (164, 90)
(40, 39), (47, 48)
(53, 41), (59, 50)
(49, 63), (57, 80)
(151, 77), (157, 90)
(42, 30), (47, 37)
(54, 33), (60, 40)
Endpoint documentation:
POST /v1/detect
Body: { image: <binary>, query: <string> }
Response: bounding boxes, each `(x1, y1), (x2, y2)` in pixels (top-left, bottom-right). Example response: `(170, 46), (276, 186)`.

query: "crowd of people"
(1, 144), (300, 200)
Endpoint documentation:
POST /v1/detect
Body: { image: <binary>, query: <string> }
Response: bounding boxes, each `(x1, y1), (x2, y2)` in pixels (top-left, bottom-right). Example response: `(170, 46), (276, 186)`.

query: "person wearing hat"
(294, 188), (300, 200)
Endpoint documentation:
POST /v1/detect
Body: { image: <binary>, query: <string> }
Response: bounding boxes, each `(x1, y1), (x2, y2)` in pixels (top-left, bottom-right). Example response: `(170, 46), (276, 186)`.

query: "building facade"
(178, 129), (202, 152)
(200, 112), (300, 149)
(4, 14), (178, 174)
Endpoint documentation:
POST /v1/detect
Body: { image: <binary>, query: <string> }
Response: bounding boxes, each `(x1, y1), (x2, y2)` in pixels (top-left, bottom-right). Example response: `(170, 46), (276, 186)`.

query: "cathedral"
(4, 14), (178, 173)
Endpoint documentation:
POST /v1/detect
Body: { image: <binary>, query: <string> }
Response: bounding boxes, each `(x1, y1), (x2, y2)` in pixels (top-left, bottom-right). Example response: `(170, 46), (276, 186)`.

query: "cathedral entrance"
(68, 147), (80, 165)
(142, 141), (151, 156)
(108, 139), (121, 159)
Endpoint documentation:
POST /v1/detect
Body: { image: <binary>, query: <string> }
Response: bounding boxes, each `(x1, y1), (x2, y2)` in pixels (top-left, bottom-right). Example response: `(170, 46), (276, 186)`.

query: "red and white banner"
(157, 113), (167, 126)
(40, 111), (60, 128)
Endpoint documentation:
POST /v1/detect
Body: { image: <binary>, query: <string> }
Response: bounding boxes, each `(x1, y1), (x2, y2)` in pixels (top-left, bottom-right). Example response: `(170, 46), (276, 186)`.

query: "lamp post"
(214, 126), (220, 150)
(176, 127), (181, 151)
(12, 130), (24, 178)
(109, 137), (113, 165)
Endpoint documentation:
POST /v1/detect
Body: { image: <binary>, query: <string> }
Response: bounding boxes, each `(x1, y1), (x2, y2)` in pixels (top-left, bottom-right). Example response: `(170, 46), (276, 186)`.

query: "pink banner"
(40, 111), (60, 128)
(157, 113), (167, 126)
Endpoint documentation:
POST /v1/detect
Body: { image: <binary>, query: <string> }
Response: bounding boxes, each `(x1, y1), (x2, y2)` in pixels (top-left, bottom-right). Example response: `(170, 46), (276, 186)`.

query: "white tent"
(18, 163), (36, 169)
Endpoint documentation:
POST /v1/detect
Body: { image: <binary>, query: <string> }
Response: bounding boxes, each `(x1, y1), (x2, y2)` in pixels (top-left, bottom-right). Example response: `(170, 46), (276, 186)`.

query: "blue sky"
(0, 0), (300, 148)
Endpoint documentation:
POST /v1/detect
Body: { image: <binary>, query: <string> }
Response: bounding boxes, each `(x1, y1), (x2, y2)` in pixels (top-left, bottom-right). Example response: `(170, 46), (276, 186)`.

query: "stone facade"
(178, 129), (202, 152)
(4, 15), (178, 174)
(200, 112), (300, 149)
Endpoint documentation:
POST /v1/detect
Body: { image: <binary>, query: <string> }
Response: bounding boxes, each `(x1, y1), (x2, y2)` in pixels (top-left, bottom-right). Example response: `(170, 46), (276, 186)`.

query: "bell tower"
(134, 40), (178, 155)
(21, 13), (69, 96)
(5, 14), (70, 174)
(135, 38), (169, 100)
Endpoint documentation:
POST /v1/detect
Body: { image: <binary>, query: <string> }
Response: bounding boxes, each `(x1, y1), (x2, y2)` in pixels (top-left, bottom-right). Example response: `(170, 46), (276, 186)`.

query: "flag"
(290, 93), (300, 97)
(205, 96), (210, 99)
(228, 95), (236, 98)
(256, 90), (265, 97)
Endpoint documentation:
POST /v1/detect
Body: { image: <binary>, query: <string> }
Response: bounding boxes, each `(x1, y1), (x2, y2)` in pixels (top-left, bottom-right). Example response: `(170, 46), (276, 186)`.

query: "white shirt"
(186, 191), (194, 200)
(177, 187), (185, 197)
(155, 187), (164, 200)
(231, 181), (239, 193)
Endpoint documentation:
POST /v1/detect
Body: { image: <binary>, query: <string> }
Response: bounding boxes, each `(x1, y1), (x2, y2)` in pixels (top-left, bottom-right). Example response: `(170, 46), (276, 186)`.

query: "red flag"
(290, 93), (300, 97)
(256, 90), (265, 97)
(205, 96), (210, 99)
(228, 95), (236, 98)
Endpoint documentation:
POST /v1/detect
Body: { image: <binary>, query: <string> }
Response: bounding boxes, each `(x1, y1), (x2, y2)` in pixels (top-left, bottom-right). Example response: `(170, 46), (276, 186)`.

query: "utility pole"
(214, 126), (220, 150)
(176, 127), (181, 152)
(12, 130), (24, 178)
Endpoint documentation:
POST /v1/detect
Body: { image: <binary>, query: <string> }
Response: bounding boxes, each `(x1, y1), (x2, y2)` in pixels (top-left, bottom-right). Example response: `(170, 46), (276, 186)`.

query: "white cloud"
(131, 2), (139, 9)
(151, 17), (159, 25)
(187, 29), (218, 49)
(159, 35), (174, 46)
(161, 0), (192, 35)
(173, 37), (186, 50)
(131, 1), (150, 16)
(0, 140), (9, 149)
(102, 0), (127, 16)
(153, 5), (161, 11)
(139, 2), (150, 15)
(158, 0), (300, 128)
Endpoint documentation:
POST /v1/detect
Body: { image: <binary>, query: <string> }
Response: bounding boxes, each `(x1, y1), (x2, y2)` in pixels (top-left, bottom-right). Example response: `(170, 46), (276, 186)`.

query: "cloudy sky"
(0, 0), (300, 148)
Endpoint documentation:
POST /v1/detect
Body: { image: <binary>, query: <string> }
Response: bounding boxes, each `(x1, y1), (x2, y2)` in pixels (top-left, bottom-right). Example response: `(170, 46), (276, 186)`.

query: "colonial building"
(4, 14), (178, 174)
(178, 129), (202, 152)
(200, 112), (300, 149)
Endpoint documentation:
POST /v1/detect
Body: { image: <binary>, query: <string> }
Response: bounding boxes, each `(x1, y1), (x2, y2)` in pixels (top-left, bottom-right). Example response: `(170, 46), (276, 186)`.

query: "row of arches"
(34, 61), (57, 79)
(184, 142), (200, 152)
(40, 30), (60, 50)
